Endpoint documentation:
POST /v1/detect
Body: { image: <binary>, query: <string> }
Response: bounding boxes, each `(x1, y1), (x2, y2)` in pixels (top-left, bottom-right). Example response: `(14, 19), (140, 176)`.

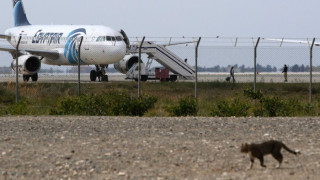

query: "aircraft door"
(120, 29), (130, 51)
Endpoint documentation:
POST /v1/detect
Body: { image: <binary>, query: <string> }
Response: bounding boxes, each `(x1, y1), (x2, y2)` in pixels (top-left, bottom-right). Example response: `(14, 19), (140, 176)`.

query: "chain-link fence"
(0, 36), (319, 115)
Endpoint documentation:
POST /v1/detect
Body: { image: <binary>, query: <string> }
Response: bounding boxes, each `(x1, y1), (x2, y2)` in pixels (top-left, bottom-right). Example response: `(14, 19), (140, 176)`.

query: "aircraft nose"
(113, 42), (127, 62)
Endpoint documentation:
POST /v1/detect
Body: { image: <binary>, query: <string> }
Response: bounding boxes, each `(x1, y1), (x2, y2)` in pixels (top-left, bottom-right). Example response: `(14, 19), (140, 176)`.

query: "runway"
(0, 72), (319, 83)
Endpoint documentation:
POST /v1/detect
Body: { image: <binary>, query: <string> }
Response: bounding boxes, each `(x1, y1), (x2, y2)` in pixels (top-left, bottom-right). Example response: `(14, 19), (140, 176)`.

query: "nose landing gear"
(90, 65), (108, 82)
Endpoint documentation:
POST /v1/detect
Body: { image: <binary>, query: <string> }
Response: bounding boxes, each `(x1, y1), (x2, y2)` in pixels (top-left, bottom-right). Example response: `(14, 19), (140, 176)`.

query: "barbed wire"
(1, 36), (319, 47)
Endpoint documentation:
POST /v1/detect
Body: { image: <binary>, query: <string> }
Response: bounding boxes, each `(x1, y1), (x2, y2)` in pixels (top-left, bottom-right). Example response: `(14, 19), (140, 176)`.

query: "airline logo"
(64, 28), (86, 64)
(32, 30), (64, 45)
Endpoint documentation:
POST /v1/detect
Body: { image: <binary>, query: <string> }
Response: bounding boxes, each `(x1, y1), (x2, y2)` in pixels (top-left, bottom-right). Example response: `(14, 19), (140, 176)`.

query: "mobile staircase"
(129, 41), (195, 80)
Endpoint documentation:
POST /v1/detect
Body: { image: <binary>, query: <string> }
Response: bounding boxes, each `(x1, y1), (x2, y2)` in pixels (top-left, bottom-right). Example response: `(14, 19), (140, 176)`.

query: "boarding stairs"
(129, 41), (195, 80)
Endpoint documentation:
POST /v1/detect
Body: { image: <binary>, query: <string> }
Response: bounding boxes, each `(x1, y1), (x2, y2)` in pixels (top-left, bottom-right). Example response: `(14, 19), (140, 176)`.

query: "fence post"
(254, 37), (260, 92)
(15, 36), (22, 103)
(310, 38), (315, 103)
(78, 36), (84, 96)
(195, 37), (201, 99)
(138, 36), (145, 98)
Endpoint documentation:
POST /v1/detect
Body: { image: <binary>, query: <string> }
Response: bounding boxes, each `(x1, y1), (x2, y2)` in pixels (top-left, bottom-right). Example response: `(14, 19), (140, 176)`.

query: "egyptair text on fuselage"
(32, 29), (64, 45)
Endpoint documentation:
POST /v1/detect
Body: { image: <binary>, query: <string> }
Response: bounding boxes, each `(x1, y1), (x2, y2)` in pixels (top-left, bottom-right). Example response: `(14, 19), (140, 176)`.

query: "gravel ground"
(0, 116), (319, 180)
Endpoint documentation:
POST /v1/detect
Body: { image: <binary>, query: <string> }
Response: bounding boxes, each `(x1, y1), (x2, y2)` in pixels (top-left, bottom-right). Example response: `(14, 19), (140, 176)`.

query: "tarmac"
(0, 72), (319, 83)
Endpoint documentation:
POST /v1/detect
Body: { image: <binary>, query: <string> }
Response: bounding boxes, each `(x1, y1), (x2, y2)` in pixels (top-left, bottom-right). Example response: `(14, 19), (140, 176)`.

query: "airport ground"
(0, 116), (319, 179)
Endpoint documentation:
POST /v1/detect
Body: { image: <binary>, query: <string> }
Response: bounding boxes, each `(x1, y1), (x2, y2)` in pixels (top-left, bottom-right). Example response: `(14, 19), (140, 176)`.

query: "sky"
(0, 0), (320, 67)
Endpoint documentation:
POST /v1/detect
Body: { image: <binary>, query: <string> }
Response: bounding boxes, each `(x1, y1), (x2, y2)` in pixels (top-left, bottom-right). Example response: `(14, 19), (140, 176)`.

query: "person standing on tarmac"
(282, 64), (288, 82)
(230, 66), (235, 83)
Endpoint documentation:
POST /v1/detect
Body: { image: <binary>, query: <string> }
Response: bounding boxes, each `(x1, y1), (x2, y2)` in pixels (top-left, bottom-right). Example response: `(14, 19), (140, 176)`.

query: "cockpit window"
(116, 36), (123, 41)
(98, 36), (121, 42)
(96, 36), (106, 42)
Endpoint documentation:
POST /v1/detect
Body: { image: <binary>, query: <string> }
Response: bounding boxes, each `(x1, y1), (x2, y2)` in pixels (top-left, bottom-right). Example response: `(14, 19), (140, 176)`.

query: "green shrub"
(263, 96), (283, 117)
(263, 97), (302, 117)
(7, 99), (29, 115)
(50, 92), (157, 116)
(280, 98), (302, 116)
(243, 88), (264, 100)
(109, 92), (158, 116)
(211, 98), (250, 117)
(167, 96), (198, 116)
(243, 88), (303, 117)
(304, 103), (316, 116)
(243, 88), (264, 116)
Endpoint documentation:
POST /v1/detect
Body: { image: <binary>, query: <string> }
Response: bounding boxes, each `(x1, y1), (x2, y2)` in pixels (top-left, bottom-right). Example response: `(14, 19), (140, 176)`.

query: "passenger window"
(111, 37), (116, 41)
(106, 36), (111, 41)
(116, 36), (123, 41)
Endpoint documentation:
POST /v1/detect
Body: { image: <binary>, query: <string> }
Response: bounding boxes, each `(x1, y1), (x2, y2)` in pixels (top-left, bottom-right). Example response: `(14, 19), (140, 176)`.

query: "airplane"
(0, 0), (141, 82)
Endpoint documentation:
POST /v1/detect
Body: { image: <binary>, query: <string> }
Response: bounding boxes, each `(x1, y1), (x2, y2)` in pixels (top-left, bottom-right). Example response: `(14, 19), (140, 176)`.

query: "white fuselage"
(5, 25), (127, 65)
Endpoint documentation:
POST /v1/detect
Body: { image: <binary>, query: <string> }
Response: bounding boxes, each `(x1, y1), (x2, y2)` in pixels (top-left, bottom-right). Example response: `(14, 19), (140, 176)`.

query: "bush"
(243, 88), (302, 117)
(263, 96), (283, 117)
(263, 97), (302, 117)
(167, 96), (198, 116)
(211, 98), (250, 117)
(280, 98), (302, 116)
(7, 99), (29, 115)
(243, 88), (263, 100)
(304, 103), (316, 116)
(243, 88), (264, 116)
(50, 92), (157, 116)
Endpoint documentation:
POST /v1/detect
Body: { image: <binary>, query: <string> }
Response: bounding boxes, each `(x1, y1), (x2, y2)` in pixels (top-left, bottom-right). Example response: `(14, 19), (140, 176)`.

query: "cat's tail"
(282, 143), (300, 155)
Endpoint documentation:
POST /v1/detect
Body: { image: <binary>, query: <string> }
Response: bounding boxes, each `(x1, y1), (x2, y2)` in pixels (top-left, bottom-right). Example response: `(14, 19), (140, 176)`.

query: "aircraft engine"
(11, 55), (41, 75)
(114, 55), (139, 74)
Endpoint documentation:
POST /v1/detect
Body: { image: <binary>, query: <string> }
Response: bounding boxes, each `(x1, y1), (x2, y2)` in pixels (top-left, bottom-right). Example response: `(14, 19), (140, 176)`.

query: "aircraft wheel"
(101, 75), (108, 82)
(90, 70), (97, 81)
(141, 75), (148, 82)
(170, 75), (177, 82)
(23, 75), (30, 82)
(31, 73), (38, 82)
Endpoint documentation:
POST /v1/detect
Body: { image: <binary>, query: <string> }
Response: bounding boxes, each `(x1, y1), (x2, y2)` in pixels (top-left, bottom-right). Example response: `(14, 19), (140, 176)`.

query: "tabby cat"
(241, 140), (300, 169)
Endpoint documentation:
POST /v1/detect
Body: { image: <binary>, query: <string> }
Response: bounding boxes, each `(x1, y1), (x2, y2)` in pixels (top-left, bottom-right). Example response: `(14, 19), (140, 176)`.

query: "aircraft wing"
(24, 49), (60, 59)
(263, 38), (320, 46)
(0, 42), (60, 60)
(0, 46), (15, 52)
(0, 42), (16, 56)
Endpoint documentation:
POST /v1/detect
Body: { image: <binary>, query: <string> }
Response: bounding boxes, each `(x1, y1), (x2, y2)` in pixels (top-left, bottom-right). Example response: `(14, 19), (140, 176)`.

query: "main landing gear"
(90, 65), (108, 82)
(23, 73), (38, 82)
